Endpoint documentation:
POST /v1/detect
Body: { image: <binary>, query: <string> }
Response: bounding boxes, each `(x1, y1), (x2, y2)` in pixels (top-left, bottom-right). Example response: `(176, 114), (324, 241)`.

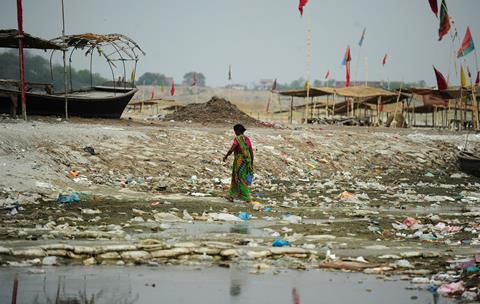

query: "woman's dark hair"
(233, 124), (246, 134)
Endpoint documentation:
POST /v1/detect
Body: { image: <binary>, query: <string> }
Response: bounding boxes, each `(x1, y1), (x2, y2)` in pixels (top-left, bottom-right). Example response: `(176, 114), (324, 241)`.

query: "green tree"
(0, 50), (108, 91)
(137, 72), (167, 85)
(182, 71), (206, 87)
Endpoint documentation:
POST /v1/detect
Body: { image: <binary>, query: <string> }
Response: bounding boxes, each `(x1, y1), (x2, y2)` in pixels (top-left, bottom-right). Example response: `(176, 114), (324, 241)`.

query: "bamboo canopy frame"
(49, 33), (146, 94)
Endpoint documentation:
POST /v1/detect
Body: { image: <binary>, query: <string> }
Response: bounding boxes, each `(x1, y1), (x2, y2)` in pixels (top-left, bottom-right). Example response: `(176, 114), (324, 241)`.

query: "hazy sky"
(0, 0), (479, 87)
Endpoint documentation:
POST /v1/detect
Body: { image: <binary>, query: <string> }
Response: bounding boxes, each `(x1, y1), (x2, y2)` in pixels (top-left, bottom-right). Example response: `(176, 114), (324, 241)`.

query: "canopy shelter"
(49, 33), (146, 91)
(402, 87), (480, 100)
(278, 87), (335, 98)
(401, 87), (480, 129)
(277, 85), (404, 125)
(0, 29), (61, 50)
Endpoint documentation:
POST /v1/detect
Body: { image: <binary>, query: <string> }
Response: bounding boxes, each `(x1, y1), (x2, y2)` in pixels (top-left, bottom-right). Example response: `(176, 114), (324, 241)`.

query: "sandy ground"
(0, 116), (479, 301)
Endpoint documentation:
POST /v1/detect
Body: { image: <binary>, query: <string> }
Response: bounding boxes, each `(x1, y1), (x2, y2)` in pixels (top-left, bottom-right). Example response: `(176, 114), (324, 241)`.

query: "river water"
(0, 266), (454, 304)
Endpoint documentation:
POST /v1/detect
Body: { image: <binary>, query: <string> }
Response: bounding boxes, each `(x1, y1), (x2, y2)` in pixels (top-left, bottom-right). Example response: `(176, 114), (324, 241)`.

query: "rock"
(305, 235), (336, 241)
(202, 241), (235, 249)
(99, 245), (137, 252)
(393, 259), (414, 268)
(364, 245), (389, 250)
(208, 213), (242, 222)
(131, 216), (145, 222)
(45, 250), (69, 257)
(81, 208), (102, 215)
(247, 250), (272, 259)
(0, 246), (12, 255)
(120, 251), (151, 261)
(83, 257), (97, 265)
(400, 251), (422, 258)
(172, 242), (199, 248)
(183, 210), (194, 221)
(220, 249), (239, 257)
(40, 244), (74, 251)
(378, 254), (401, 260)
(12, 248), (46, 257)
(153, 212), (182, 222)
(422, 251), (440, 258)
(73, 246), (96, 255)
(193, 247), (221, 255)
(411, 277), (430, 284)
(97, 252), (121, 260)
(363, 267), (393, 274)
(42, 256), (59, 266)
(270, 247), (307, 255)
(151, 248), (190, 258)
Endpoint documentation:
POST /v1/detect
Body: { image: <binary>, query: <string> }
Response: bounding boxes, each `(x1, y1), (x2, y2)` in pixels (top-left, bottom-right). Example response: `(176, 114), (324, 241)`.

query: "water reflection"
(26, 274), (140, 304)
(229, 223), (250, 235)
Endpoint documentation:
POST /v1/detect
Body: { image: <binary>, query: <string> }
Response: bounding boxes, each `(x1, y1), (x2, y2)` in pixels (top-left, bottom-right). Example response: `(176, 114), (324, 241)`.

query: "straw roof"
(403, 87), (480, 100)
(279, 86), (398, 99)
(0, 29), (61, 50)
(278, 87), (335, 98)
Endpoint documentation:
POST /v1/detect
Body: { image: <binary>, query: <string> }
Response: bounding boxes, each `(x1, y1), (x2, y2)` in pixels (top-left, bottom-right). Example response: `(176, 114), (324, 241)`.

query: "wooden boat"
(457, 151), (480, 177)
(0, 82), (137, 119)
(0, 30), (145, 119)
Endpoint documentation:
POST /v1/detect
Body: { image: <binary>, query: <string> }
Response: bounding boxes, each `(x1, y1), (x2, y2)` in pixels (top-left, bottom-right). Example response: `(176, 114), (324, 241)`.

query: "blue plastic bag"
(239, 212), (252, 220)
(272, 239), (289, 247)
(57, 192), (81, 204)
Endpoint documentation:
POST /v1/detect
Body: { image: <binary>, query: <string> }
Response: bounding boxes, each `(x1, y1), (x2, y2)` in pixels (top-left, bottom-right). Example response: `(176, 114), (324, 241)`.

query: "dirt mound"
(164, 96), (260, 126)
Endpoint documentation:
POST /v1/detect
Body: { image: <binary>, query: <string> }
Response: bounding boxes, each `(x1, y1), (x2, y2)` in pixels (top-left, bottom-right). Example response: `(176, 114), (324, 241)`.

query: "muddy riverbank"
(0, 117), (479, 301)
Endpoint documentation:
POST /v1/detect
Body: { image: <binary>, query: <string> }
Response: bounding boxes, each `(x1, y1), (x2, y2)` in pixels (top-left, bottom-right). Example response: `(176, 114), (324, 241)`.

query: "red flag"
(292, 288), (300, 304)
(380, 102), (384, 112)
(192, 72), (197, 86)
(433, 66), (448, 90)
(457, 27), (475, 58)
(428, 0), (438, 17)
(382, 54), (388, 66)
(298, 0), (308, 16)
(271, 78), (277, 91)
(476, 71), (480, 86)
(325, 69), (330, 79)
(438, 0), (451, 41)
(170, 80), (175, 96)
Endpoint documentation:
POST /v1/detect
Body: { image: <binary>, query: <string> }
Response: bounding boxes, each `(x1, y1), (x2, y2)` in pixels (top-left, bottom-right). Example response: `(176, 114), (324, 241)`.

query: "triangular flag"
(130, 69), (135, 83)
(433, 66), (448, 90)
(170, 80), (175, 96)
(428, 0), (438, 17)
(304, 80), (310, 90)
(228, 65), (232, 81)
(382, 54), (388, 66)
(341, 46), (351, 65)
(457, 27), (475, 58)
(460, 65), (469, 88)
(358, 28), (366, 47)
(438, 0), (451, 41)
(325, 69), (330, 80)
(271, 78), (277, 91)
(298, 0), (309, 16)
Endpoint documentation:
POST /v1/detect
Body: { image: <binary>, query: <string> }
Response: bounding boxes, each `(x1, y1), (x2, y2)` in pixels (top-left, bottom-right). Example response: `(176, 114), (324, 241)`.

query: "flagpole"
(16, 0), (27, 120)
(61, 0), (69, 120)
(304, 12), (312, 124)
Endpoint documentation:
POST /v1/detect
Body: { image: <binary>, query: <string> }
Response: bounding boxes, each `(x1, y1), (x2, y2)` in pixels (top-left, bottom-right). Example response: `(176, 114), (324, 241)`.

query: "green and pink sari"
(228, 135), (253, 202)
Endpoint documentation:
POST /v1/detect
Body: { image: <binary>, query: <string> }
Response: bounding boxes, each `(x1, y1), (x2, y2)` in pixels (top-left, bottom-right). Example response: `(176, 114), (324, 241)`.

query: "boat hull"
(0, 87), (137, 119)
(457, 151), (480, 178)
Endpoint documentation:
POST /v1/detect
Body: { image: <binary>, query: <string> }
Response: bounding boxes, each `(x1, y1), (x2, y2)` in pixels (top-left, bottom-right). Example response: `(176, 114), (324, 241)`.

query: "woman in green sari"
(223, 124), (254, 202)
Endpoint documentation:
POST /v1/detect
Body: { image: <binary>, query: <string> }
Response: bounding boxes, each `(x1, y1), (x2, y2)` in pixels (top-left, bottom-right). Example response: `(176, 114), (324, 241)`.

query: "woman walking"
(223, 124), (254, 202)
